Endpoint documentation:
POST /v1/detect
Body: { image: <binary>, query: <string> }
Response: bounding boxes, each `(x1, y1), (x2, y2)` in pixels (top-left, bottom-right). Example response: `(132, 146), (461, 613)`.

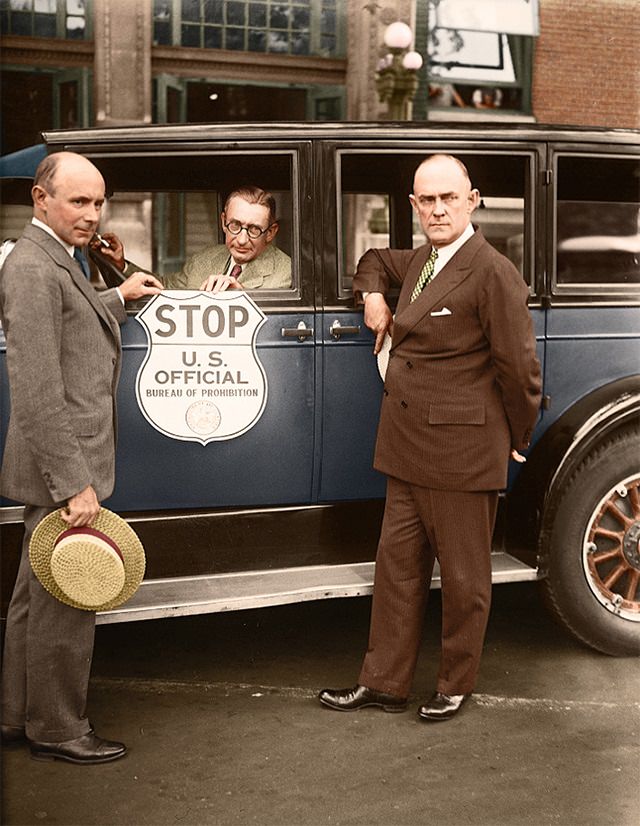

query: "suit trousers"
(1, 505), (95, 741)
(359, 477), (498, 697)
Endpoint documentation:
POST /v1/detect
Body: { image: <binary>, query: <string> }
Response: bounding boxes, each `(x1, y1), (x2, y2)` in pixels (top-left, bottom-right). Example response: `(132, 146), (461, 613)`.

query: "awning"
(435, 0), (540, 37)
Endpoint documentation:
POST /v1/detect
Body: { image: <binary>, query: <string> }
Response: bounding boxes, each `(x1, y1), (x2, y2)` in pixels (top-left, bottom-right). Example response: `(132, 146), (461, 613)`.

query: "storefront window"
(0, 0), (89, 39)
(153, 0), (342, 57)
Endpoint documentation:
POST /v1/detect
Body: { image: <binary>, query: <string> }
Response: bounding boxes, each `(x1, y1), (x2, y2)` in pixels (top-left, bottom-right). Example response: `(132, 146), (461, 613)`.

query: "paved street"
(2, 581), (639, 826)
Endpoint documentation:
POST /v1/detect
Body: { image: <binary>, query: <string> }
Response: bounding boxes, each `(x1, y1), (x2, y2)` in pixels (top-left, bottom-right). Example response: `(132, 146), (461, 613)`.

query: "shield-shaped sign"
(135, 290), (268, 444)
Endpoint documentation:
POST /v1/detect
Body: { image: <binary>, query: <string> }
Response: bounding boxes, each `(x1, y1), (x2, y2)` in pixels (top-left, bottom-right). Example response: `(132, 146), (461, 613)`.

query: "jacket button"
(406, 361), (413, 369)
(401, 400), (408, 409)
(383, 389), (388, 396)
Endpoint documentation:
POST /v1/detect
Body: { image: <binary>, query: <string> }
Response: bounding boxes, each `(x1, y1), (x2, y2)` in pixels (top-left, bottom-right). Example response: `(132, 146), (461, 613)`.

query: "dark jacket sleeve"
(352, 248), (418, 303)
(478, 253), (542, 450)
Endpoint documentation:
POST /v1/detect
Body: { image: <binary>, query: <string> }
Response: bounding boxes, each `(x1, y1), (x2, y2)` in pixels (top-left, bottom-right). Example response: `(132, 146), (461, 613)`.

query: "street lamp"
(375, 21), (424, 121)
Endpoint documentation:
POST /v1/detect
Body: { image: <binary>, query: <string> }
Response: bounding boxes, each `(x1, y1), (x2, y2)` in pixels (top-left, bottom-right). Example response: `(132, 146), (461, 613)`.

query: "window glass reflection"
(556, 156), (640, 288)
(66, 15), (85, 38)
(5, 0), (87, 38)
(181, 0), (199, 23)
(34, 11), (55, 34)
(173, 0), (342, 57)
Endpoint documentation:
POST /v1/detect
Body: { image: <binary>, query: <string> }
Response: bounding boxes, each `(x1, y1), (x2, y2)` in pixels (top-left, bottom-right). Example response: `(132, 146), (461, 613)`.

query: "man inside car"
(91, 185), (291, 292)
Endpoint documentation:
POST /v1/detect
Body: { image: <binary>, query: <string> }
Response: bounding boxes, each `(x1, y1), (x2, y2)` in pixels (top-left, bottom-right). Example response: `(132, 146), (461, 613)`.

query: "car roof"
(42, 121), (640, 150)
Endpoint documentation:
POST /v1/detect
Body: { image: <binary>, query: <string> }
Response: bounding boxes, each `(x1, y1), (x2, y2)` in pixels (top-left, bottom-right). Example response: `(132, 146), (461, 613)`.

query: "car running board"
(97, 552), (539, 625)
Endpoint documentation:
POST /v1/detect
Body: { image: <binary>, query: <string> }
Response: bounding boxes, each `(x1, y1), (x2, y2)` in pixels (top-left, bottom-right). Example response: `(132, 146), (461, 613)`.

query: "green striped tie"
(410, 247), (438, 302)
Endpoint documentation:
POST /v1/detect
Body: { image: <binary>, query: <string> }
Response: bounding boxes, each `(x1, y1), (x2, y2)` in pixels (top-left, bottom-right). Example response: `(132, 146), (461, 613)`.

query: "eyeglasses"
(224, 220), (273, 240)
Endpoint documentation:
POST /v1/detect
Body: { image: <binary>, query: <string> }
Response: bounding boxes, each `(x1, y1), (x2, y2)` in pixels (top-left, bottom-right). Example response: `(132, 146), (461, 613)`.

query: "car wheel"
(540, 428), (640, 656)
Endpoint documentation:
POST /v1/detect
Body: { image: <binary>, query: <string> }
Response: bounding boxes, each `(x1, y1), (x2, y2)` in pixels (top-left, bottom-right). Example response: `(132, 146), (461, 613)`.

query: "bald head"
(33, 151), (104, 197)
(32, 152), (106, 248)
(410, 154), (479, 248)
(414, 154), (472, 189)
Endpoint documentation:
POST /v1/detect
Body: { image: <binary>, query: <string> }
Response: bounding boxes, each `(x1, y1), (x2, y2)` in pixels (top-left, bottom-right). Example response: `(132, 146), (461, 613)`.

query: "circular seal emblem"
(185, 400), (222, 436)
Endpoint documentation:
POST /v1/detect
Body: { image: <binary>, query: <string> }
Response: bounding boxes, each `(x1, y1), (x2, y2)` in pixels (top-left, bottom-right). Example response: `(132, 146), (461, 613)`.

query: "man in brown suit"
(0, 152), (162, 761)
(319, 154), (541, 721)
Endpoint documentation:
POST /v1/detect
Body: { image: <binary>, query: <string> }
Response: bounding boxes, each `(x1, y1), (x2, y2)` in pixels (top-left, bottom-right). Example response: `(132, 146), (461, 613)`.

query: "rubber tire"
(540, 428), (640, 656)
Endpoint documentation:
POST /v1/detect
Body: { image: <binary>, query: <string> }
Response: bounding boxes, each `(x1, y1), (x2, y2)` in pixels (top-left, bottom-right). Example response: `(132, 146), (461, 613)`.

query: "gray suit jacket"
(157, 243), (292, 290)
(0, 224), (126, 506)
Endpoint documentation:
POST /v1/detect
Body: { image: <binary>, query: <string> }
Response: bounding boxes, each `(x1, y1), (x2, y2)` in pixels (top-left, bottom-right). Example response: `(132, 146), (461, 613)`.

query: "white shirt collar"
(32, 217), (75, 259)
(431, 222), (475, 274)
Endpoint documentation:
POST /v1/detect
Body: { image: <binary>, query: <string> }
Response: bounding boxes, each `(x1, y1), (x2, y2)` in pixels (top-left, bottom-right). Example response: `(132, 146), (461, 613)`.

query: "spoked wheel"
(583, 476), (640, 622)
(541, 429), (640, 656)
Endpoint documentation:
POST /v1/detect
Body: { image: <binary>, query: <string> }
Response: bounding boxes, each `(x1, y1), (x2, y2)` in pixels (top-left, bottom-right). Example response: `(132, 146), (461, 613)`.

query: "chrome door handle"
(330, 319), (361, 340)
(281, 321), (313, 342)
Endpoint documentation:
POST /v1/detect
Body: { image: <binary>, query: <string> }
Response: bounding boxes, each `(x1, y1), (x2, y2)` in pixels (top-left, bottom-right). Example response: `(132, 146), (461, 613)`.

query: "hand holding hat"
(29, 508), (145, 612)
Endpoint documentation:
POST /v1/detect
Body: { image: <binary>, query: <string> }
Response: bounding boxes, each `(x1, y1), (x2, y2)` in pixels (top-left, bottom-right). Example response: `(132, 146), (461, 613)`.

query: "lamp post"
(375, 21), (424, 121)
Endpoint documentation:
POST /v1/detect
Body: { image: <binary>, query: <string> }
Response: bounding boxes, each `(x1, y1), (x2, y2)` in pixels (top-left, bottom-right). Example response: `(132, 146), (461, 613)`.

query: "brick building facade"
(0, 0), (637, 156)
(533, 0), (639, 128)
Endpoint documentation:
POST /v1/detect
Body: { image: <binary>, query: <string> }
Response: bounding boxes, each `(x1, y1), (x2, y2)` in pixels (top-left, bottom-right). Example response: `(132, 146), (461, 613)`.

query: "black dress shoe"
(30, 731), (127, 764)
(318, 684), (407, 712)
(418, 691), (470, 721)
(1, 724), (26, 744)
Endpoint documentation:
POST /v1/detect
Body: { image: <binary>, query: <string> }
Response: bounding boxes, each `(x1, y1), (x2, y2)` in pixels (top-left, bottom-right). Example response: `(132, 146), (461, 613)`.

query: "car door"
(319, 141), (545, 503)
(81, 141), (318, 512)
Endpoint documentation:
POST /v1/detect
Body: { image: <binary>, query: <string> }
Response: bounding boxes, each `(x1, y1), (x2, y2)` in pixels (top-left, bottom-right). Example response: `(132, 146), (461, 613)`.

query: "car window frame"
(328, 142), (541, 307)
(550, 146), (640, 305)
(78, 143), (313, 313)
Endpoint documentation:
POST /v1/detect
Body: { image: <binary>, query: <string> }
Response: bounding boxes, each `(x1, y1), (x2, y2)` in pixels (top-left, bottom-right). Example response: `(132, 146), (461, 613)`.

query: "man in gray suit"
(94, 185), (292, 292)
(0, 151), (162, 763)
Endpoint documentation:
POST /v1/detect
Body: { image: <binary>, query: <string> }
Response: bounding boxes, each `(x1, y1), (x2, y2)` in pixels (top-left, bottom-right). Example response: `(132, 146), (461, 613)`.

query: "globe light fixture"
(376, 22), (424, 120)
(383, 21), (413, 51)
(402, 51), (424, 71)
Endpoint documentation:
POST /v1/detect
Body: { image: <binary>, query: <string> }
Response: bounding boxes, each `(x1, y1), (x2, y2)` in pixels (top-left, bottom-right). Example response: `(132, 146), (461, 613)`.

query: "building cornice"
(0, 36), (346, 88)
(0, 35), (94, 69)
(151, 45), (347, 86)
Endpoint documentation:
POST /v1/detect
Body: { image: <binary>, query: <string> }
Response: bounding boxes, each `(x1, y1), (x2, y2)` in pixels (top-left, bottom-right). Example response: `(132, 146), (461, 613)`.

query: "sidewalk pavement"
(2, 585), (639, 826)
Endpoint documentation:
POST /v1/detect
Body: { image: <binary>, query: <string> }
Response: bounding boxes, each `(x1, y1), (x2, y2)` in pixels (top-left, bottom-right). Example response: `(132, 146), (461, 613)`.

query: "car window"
(90, 151), (296, 297)
(555, 154), (640, 291)
(338, 150), (532, 298)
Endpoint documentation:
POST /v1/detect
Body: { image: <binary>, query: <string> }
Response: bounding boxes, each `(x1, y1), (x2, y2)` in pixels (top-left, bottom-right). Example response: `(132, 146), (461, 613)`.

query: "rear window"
(555, 154), (640, 292)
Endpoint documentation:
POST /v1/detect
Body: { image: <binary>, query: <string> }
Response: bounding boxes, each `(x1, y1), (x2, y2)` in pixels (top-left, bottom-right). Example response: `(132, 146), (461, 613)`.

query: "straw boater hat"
(29, 508), (145, 611)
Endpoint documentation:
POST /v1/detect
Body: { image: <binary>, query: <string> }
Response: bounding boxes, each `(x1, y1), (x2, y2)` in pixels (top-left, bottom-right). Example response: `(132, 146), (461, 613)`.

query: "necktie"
(230, 264), (242, 280)
(73, 247), (90, 279)
(410, 248), (438, 302)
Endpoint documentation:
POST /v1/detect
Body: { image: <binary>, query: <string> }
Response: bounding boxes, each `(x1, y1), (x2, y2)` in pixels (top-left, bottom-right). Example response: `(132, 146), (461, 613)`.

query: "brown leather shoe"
(318, 684), (407, 712)
(30, 731), (127, 764)
(418, 691), (470, 721)
(1, 724), (26, 744)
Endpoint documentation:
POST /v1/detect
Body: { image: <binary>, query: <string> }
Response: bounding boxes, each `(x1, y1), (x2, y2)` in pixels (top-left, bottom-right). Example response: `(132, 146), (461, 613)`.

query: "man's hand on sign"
(199, 273), (245, 292)
(119, 271), (163, 301)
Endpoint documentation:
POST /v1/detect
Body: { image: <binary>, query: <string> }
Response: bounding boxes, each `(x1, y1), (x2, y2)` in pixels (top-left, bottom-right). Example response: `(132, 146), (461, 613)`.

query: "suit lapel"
(243, 244), (279, 288)
(393, 230), (484, 349)
(24, 225), (120, 339)
(396, 245), (432, 317)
